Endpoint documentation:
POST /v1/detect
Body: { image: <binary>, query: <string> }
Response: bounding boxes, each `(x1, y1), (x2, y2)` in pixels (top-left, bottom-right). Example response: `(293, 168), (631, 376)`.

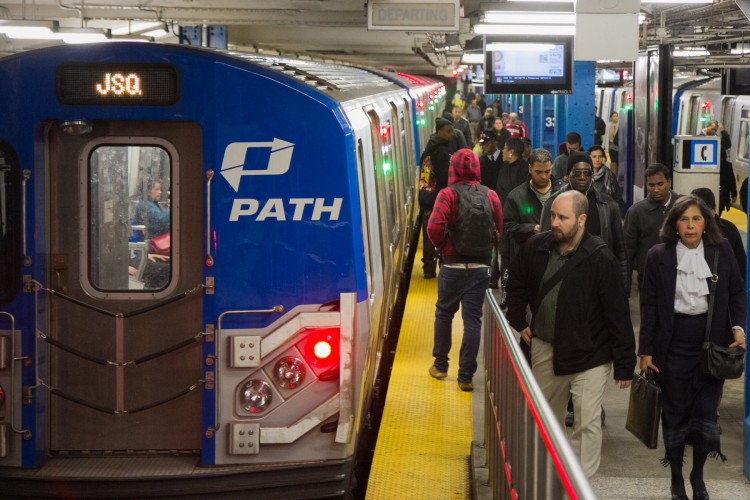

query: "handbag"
(625, 370), (662, 449)
(148, 232), (171, 256)
(699, 250), (746, 380)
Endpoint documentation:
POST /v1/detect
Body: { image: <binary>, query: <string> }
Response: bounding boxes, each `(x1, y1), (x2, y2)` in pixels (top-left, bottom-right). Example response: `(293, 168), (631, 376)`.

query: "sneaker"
(423, 272), (436, 279)
(565, 411), (574, 427)
(458, 381), (474, 392)
(428, 365), (447, 380)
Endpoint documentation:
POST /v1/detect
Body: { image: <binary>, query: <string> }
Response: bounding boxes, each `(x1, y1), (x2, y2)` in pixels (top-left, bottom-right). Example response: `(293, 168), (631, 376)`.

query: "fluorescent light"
(507, 0), (574, 2)
(0, 20), (57, 38)
(111, 22), (164, 36)
(56, 28), (110, 44)
(474, 23), (575, 36)
(487, 42), (557, 52)
(641, 0), (712, 3)
(142, 28), (168, 38)
(483, 12), (575, 24)
(673, 49), (710, 57)
(462, 53), (485, 64)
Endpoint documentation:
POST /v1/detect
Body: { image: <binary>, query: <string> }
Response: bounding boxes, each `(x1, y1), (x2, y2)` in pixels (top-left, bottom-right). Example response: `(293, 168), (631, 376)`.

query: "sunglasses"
(571, 169), (594, 178)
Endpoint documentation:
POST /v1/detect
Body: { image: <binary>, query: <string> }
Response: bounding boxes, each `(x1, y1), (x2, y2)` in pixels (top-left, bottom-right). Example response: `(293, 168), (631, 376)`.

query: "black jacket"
(506, 231), (636, 380)
(639, 240), (746, 374)
(419, 134), (455, 209)
(503, 180), (548, 260)
(540, 185), (628, 288)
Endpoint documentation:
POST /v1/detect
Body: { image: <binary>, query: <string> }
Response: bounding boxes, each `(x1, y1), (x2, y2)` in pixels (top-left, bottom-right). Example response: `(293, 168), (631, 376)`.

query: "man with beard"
(540, 152), (628, 289)
(623, 163), (681, 292)
(506, 190), (635, 477)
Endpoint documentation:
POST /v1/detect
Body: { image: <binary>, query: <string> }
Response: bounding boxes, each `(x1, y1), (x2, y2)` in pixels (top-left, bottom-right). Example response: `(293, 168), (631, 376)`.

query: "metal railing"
(482, 291), (597, 499)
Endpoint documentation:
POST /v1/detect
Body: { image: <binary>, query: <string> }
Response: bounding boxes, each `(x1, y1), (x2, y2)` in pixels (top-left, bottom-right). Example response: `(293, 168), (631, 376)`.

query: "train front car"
(0, 43), (412, 498)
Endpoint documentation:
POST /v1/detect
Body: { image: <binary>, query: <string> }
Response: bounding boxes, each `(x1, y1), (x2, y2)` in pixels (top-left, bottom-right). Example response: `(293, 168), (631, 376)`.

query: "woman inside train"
(638, 195), (746, 500)
(131, 178), (171, 289)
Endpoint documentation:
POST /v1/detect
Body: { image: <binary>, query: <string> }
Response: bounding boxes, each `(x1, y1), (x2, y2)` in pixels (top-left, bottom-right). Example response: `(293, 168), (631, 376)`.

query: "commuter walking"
(639, 195), (746, 500)
(540, 152), (628, 288)
(427, 149), (503, 392)
(506, 190), (636, 477)
(418, 117), (456, 278)
(623, 163), (681, 291)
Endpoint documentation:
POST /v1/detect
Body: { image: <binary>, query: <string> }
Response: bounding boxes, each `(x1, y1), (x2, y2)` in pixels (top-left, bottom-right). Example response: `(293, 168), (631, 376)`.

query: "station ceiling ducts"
(2, 1), (750, 73)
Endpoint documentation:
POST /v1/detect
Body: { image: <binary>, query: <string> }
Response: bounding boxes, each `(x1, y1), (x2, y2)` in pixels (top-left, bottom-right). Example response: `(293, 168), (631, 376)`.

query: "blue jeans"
(432, 265), (490, 383)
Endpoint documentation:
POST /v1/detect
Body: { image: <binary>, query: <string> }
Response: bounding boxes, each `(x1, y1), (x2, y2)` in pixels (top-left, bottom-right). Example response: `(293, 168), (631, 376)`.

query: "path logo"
(220, 138), (295, 192)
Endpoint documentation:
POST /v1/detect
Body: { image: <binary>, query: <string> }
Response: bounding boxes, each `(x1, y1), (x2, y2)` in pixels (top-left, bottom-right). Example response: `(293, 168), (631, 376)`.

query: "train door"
(46, 120), (204, 453)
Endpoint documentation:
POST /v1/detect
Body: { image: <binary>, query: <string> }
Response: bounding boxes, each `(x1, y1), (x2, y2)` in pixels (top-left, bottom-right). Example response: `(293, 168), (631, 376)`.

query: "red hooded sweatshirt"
(427, 148), (504, 264)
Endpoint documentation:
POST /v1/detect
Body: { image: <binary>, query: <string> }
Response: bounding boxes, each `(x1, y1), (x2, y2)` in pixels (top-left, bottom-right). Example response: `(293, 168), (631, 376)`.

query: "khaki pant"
(531, 338), (611, 477)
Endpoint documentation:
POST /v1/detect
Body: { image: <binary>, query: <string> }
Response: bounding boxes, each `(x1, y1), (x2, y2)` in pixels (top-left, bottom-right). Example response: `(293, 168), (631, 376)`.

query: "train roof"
(0, 42), (406, 102)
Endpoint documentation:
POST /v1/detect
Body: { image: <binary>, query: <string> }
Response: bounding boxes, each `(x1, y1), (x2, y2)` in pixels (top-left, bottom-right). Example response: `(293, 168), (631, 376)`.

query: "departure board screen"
(56, 63), (179, 106)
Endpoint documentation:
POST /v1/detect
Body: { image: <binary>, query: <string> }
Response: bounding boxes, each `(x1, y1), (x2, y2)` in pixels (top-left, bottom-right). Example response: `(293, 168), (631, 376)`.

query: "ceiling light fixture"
(461, 53), (485, 64)
(641, 0), (712, 4)
(474, 24), (576, 36)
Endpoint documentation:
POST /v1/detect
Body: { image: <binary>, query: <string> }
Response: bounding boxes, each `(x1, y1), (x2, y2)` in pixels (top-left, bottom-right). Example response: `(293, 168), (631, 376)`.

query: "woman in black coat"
(639, 195), (746, 500)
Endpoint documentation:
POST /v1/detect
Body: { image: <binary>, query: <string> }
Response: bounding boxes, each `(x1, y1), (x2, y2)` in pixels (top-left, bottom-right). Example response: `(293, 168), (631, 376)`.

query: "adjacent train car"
(0, 42), (443, 497)
(596, 74), (749, 206)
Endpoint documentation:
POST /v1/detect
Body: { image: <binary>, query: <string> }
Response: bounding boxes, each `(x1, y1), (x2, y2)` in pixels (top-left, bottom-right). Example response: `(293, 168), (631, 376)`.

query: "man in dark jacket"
(623, 163), (680, 291)
(419, 117), (456, 278)
(506, 190), (635, 477)
(540, 152), (628, 289)
(503, 148), (554, 261)
(427, 148), (503, 392)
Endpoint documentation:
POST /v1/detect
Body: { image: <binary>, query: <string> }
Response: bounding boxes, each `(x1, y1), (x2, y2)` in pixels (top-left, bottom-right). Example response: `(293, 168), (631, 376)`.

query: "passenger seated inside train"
(129, 177), (171, 290)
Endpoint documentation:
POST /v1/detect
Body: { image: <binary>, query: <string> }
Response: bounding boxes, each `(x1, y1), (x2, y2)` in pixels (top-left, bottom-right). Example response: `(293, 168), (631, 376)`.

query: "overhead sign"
(367, 0), (460, 32)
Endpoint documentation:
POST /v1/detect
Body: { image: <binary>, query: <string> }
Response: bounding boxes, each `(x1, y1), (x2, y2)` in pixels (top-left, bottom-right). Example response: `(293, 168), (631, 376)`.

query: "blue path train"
(0, 42), (443, 497)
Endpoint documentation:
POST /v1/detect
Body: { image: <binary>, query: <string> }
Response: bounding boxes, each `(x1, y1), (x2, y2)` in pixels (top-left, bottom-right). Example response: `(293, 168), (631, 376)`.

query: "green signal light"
(383, 161), (392, 174)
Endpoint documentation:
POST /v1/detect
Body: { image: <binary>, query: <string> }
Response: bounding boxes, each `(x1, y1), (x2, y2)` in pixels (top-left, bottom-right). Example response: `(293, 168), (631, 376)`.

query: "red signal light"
(379, 123), (391, 139)
(297, 328), (340, 376)
(702, 100), (712, 109)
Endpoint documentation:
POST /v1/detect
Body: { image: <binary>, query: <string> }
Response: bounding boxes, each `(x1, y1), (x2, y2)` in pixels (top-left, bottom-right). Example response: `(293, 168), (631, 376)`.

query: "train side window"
(366, 110), (398, 247)
(88, 145), (172, 291)
(0, 143), (21, 306)
(738, 115), (750, 162)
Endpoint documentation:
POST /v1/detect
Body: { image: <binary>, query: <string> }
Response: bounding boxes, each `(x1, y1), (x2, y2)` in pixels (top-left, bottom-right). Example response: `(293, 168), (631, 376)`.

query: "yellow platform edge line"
(721, 207), (747, 233)
(366, 245), (473, 500)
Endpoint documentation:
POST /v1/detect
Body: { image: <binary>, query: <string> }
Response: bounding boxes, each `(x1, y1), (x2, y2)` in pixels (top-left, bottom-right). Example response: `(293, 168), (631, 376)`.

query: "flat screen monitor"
(484, 35), (573, 95)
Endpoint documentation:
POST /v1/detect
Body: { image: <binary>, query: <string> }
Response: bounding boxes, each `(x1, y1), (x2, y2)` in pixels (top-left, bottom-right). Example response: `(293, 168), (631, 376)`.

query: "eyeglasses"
(570, 169), (593, 178)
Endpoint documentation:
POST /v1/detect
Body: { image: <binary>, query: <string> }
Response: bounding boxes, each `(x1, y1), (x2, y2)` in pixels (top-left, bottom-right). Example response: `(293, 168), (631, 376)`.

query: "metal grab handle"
(21, 169), (31, 267)
(0, 311), (30, 436)
(207, 305), (284, 437)
(205, 170), (214, 267)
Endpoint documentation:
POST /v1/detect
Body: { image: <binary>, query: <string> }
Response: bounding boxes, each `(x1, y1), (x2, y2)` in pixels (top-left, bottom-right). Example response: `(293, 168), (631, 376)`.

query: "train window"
(0, 143), (21, 306)
(367, 111), (398, 247)
(687, 96), (703, 135)
(720, 97), (735, 134)
(738, 114), (750, 162)
(88, 145), (172, 291)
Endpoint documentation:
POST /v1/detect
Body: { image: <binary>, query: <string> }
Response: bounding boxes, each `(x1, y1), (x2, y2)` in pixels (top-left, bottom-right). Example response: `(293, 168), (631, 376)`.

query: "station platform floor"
(366, 207), (750, 499)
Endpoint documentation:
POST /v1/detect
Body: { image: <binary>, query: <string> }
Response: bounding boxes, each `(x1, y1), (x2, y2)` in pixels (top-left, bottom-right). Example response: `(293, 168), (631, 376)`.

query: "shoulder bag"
(625, 369), (662, 449)
(699, 249), (746, 380)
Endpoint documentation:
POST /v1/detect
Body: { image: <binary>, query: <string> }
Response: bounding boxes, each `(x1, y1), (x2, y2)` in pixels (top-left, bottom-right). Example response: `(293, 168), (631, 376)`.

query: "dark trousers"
(421, 209), (437, 274)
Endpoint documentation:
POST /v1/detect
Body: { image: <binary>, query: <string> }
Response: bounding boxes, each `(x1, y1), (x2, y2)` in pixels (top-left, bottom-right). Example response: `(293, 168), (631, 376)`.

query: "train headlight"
(273, 357), (306, 389)
(240, 380), (272, 413)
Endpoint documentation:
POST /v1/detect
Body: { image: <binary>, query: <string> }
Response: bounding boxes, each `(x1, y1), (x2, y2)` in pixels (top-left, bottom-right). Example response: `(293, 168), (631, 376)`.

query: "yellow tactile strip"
(721, 207), (747, 233)
(366, 258), (473, 499)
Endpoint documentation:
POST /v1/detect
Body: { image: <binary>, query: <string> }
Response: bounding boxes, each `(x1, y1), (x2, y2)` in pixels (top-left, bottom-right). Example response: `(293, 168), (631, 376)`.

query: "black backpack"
(448, 184), (497, 258)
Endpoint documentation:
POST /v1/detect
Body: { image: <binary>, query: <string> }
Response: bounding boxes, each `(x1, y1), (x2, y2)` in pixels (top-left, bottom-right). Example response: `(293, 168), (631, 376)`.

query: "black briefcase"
(625, 370), (662, 449)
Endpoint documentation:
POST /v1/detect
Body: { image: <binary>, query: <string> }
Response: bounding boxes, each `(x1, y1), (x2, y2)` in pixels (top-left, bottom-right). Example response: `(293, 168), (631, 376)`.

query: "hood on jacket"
(448, 148), (481, 185)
